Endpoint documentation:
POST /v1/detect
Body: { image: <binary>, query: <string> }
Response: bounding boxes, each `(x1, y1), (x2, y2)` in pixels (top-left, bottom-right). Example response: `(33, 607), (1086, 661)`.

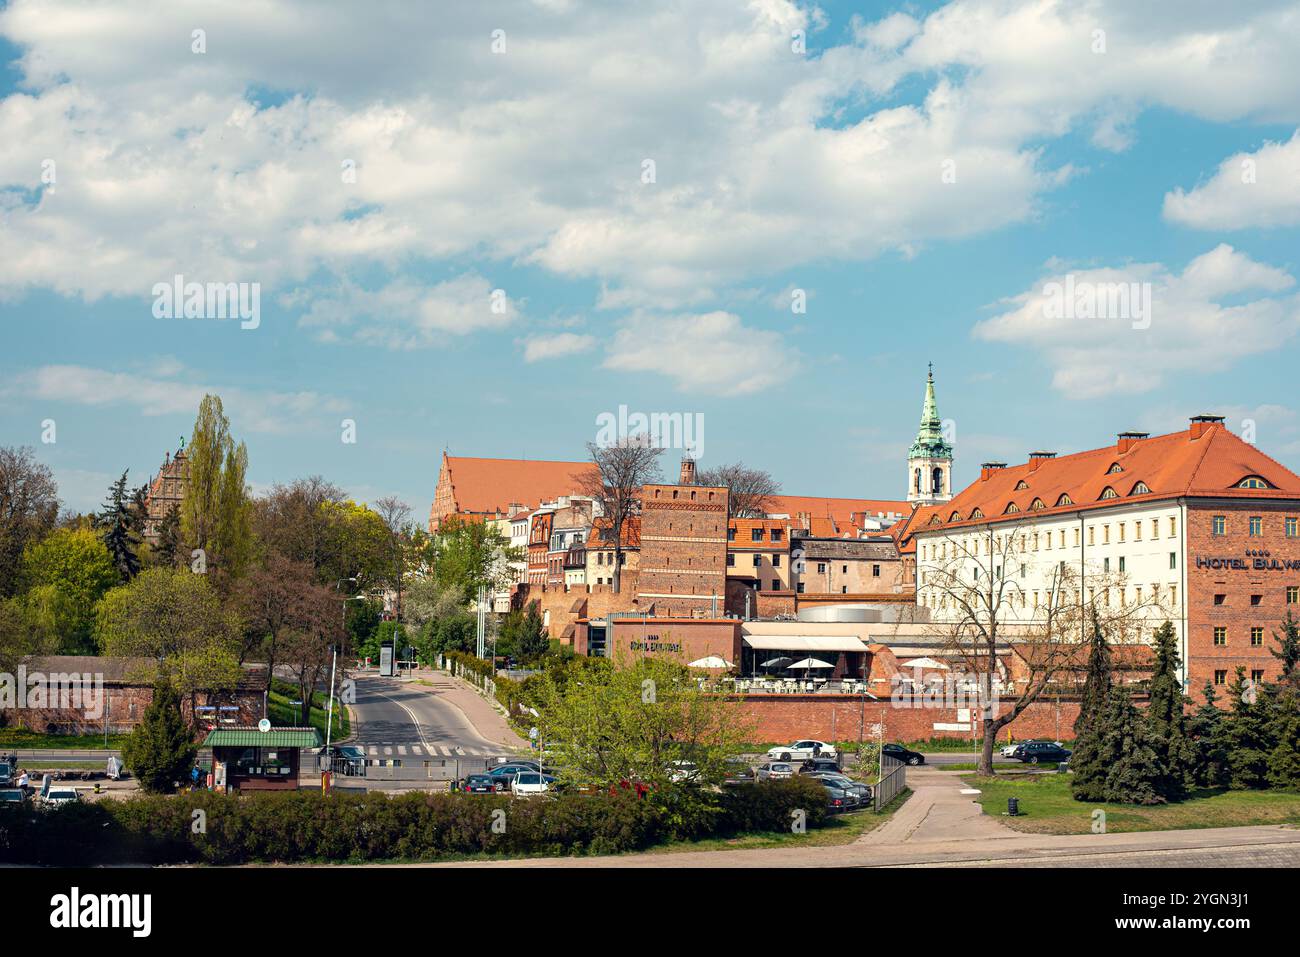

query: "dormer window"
(949, 511), (961, 522)
(1015, 480), (1030, 490)
(971, 508), (984, 519)
(1130, 481), (1150, 495)
(1030, 498), (1045, 511)
(1099, 487), (1118, 500)
(1238, 476), (1270, 490)
(1004, 502), (1020, 514)
(1107, 463), (1123, 474)
(1056, 494), (1073, 507)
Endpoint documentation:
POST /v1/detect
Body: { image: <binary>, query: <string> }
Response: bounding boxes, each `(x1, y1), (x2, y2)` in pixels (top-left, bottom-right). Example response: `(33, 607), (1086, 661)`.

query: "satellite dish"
(257, 718), (272, 733)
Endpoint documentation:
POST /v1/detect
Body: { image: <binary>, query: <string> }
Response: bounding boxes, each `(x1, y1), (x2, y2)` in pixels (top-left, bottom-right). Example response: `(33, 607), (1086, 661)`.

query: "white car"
(999, 744), (1020, 758)
(767, 740), (837, 762)
(510, 771), (552, 797)
(43, 787), (81, 806)
(667, 760), (700, 783)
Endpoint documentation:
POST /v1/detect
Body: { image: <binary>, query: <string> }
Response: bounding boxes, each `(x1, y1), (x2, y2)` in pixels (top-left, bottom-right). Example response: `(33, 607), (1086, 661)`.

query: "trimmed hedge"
(0, 777), (830, 865)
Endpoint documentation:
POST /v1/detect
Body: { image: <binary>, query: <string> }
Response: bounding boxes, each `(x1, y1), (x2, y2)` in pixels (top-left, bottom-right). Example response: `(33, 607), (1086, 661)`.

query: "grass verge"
(0, 729), (128, 749)
(963, 771), (1300, 834)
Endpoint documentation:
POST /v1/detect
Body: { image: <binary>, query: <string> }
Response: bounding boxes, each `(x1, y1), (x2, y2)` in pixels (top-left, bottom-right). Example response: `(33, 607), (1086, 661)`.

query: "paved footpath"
(407, 764), (1300, 868)
(411, 669), (528, 752)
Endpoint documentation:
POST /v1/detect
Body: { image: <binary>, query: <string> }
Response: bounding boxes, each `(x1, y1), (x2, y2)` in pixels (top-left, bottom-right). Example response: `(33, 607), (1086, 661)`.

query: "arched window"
(1030, 498), (1045, 511)
(1107, 463), (1123, 474)
(1004, 502), (1020, 514)
(1099, 487), (1118, 500)
(1238, 476), (1270, 489)
(1056, 493), (1073, 507)
(1130, 481), (1150, 495)
(1015, 480), (1030, 490)
(971, 508), (984, 519)
(949, 511), (961, 522)
(914, 468), (922, 493)
(932, 467), (944, 495)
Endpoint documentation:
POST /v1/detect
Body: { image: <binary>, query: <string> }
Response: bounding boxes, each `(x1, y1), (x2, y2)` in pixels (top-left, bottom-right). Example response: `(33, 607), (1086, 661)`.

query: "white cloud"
(973, 246), (1300, 399)
(1163, 130), (1300, 229)
(522, 332), (596, 363)
(603, 311), (794, 395)
(293, 274), (515, 349)
(1, 0), (1296, 320)
(5, 363), (348, 433)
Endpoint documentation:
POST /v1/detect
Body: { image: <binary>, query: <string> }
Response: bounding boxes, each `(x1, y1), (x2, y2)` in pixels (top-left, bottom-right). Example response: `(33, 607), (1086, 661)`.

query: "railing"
(874, 755), (907, 811)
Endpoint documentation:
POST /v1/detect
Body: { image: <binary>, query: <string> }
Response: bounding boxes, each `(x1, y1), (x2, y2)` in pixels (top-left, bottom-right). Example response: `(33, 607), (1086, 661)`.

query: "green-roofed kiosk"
(203, 726), (322, 793)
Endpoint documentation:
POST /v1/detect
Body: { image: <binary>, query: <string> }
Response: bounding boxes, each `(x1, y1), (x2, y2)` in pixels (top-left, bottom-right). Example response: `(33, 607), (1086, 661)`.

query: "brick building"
(636, 462), (730, 617)
(427, 453), (598, 531)
(142, 445), (190, 544)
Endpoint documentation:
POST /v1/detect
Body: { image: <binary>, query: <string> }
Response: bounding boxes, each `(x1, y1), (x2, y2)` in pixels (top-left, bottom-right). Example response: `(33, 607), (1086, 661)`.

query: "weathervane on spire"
(928, 361), (933, 381)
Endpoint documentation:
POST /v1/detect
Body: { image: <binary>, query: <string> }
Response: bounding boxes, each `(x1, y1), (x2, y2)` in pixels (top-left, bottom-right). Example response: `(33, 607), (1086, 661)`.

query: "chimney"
(1116, 431), (1149, 454)
(1027, 451), (1056, 472)
(679, 456), (696, 485)
(1190, 414), (1225, 440)
(980, 462), (1007, 481)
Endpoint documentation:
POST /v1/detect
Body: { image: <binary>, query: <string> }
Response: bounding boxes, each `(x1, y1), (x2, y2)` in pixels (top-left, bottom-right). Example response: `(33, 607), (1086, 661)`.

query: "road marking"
(368, 746), (378, 756)
(384, 747), (393, 756)
(398, 746), (407, 755)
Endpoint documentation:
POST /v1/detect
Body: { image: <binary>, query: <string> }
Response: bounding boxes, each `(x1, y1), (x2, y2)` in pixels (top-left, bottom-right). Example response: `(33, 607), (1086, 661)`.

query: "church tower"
(907, 364), (953, 506)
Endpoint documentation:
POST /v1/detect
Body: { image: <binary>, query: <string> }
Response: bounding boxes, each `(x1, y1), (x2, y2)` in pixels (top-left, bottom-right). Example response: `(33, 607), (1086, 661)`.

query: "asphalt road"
(346, 674), (518, 761)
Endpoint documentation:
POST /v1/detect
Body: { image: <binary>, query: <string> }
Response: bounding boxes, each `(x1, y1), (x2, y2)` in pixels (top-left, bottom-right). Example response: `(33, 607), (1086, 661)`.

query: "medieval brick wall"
(637, 483), (729, 617)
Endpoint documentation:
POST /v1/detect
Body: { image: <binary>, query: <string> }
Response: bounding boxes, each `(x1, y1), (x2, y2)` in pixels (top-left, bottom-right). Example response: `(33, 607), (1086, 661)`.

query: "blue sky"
(2, 0), (1299, 524)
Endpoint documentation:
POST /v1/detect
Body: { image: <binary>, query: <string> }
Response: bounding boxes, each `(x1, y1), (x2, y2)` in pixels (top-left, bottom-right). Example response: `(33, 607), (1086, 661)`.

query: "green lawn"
(963, 771), (1300, 834)
(642, 788), (913, 854)
(268, 686), (349, 739)
(0, 729), (128, 749)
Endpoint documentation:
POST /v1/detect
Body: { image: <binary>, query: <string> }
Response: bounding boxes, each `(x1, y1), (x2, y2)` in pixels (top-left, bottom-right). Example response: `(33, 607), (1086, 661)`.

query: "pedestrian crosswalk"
(361, 743), (505, 758)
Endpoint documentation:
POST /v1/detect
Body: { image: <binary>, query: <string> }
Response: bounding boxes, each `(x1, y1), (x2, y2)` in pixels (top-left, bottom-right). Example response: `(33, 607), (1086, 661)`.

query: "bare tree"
(0, 447), (59, 597)
(696, 462), (780, 518)
(576, 440), (663, 593)
(374, 495), (412, 621)
(916, 526), (1156, 774)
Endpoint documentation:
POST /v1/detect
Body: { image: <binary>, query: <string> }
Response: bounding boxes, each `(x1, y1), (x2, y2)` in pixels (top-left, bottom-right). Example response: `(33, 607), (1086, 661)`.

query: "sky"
(2, 0), (1299, 526)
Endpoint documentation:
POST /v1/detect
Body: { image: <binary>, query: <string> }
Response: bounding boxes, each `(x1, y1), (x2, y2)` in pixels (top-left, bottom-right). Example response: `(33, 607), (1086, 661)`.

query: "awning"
(203, 727), (322, 749)
(743, 636), (869, 652)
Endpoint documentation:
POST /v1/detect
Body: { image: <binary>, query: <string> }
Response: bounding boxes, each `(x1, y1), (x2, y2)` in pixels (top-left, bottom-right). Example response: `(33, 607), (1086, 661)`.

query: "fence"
(874, 755), (906, 811)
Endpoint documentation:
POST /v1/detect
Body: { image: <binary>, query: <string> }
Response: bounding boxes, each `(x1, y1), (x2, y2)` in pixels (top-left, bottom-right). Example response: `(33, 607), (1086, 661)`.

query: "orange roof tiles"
(442, 455), (598, 517)
(588, 515), (642, 549)
(907, 420), (1300, 537)
(766, 494), (910, 526)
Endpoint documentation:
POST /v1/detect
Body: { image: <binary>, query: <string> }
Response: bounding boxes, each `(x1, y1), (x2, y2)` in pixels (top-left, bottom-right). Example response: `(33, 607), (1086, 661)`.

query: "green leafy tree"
(0, 446), (59, 599)
(433, 515), (520, 603)
(345, 597), (382, 658)
(18, 526), (119, 653)
(1145, 621), (1195, 799)
(97, 471), (142, 581)
(95, 567), (242, 713)
(532, 656), (753, 792)
(0, 599), (57, 691)
(121, 679), (197, 794)
(515, 600), (549, 663)
(156, 503), (182, 568)
(181, 395), (253, 578)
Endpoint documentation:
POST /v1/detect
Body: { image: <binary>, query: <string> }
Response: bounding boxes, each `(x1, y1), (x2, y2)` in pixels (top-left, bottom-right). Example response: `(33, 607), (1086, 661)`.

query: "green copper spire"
(909, 363), (953, 460)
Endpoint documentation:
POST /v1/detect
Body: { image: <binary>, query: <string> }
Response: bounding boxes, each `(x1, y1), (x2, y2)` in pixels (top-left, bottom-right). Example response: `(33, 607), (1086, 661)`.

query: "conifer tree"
(1188, 681), (1229, 788)
(1070, 612), (1113, 801)
(157, 503), (182, 568)
(1270, 611), (1300, 685)
(1101, 688), (1169, 805)
(1224, 667), (1272, 789)
(1266, 615), (1300, 788)
(121, 678), (197, 794)
(1145, 621), (1195, 799)
(98, 470), (141, 581)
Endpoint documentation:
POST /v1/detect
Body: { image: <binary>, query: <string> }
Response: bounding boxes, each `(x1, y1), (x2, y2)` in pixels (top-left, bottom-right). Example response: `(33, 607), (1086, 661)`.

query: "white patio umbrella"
(759, 656), (794, 669)
(688, 655), (734, 669)
(900, 657), (950, 670)
(788, 657), (834, 670)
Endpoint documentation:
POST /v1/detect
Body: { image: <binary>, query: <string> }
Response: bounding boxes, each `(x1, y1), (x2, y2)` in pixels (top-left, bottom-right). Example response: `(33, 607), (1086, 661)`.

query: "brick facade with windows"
(1186, 500), (1300, 695)
(636, 482), (729, 617)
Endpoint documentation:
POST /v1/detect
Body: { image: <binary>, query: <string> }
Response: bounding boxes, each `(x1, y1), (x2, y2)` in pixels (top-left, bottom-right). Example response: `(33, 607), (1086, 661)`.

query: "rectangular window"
(1118, 522), (1126, 542)
(771, 529), (783, 542)
(1088, 526), (1095, 545)
(1151, 519), (1158, 539)
(1251, 627), (1264, 646)
(1169, 517), (1177, 538)
(1250, 516), (1262, 536)
(772, 554), (781, 567)
(751, 528), (763, 542)
(1288, 517), (1298, 538)
(1251, 594), (1262, 606)
(1169, 552), (1177, 570)
(1214, 593), (1226, 605)
(726, 553), (735, 567)
(817, 562), (826, 574)
(752, 554), (761, 567)
(1215, 669), (1227, 686)
(771, 581), (780, 591)
(727, 527), (736, 541)
(1103, 525), (1110, 544)
(1103, 557), (1110, 572)
(1289, 586), (1299, 604)
(1252, 669), (1265, 684)
(1119, 556), (1126, 573)
(1135, 523), (1143, 541)
(1212, 515), (1226, 536)
(796, 583), (805, 594)
(1214, 626), (1227, 646)
(872, 564), (881, 577)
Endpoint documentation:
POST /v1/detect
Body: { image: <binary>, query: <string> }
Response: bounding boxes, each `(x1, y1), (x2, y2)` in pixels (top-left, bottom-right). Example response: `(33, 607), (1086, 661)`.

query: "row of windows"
(921, 516), (1179, 561)
(726, 527), (786, 542)
(1211, 515), (1300, 537)
(920, 582), (1180, 611)
(1213, 587), (1299, 605)
(1212, 626), (1267, 646)
(1214, 669), (1267, 686)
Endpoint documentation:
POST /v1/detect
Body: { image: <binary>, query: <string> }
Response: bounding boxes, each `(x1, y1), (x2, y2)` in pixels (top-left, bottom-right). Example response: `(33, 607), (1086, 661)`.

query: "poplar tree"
(181, 395), (252, 577)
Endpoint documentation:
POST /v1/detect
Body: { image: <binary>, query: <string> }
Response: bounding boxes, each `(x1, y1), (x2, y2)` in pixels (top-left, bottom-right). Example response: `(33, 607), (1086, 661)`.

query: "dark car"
(882, 743), (925, 766)
(487, 763), (542, 791)
(810, 771), (873, 805)
(817, 777), (856, 812)
(1011, 741), (1072, 764)
(722, 758), (756, 786)
(462, 773), (497, 793)
(798, 758), (842, 775)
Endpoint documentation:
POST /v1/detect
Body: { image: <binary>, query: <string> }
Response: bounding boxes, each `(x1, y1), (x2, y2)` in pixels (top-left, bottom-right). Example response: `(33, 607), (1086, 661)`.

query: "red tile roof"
(588, 515), (642, 549)
(766, 494), (910, 526)
(441, 455), (598, 517)
(907, 420), (1300, 536)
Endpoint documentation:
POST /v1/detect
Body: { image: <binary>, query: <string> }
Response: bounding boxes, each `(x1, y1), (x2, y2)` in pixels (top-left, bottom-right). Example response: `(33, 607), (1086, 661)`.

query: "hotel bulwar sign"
(630, 634), (682, 654)
(1196, 548), (1300, 572)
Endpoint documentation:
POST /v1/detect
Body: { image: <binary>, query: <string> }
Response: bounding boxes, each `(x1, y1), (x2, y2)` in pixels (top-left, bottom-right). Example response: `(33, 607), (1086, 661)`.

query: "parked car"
(510, 771), (554, 797)
(722, 759), (757, 786)
(817, 777), (856, 812)
(0, 761), (11, 787)
(1011, 741), (1072, 764)
(43, 787), (81, 806)
(755, 761), (795, 780)
(462, 773), (497, 793)
(0, 789), (26, 804)
(810, 771), (873, 805)
(667, 760), (700, 784)
(798, 758), (842, 775)
(882, 743), (925, 766)
(999, 743), (1020, 758)
(767, 740), (837, 761)
(488, 763), (544, 791)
